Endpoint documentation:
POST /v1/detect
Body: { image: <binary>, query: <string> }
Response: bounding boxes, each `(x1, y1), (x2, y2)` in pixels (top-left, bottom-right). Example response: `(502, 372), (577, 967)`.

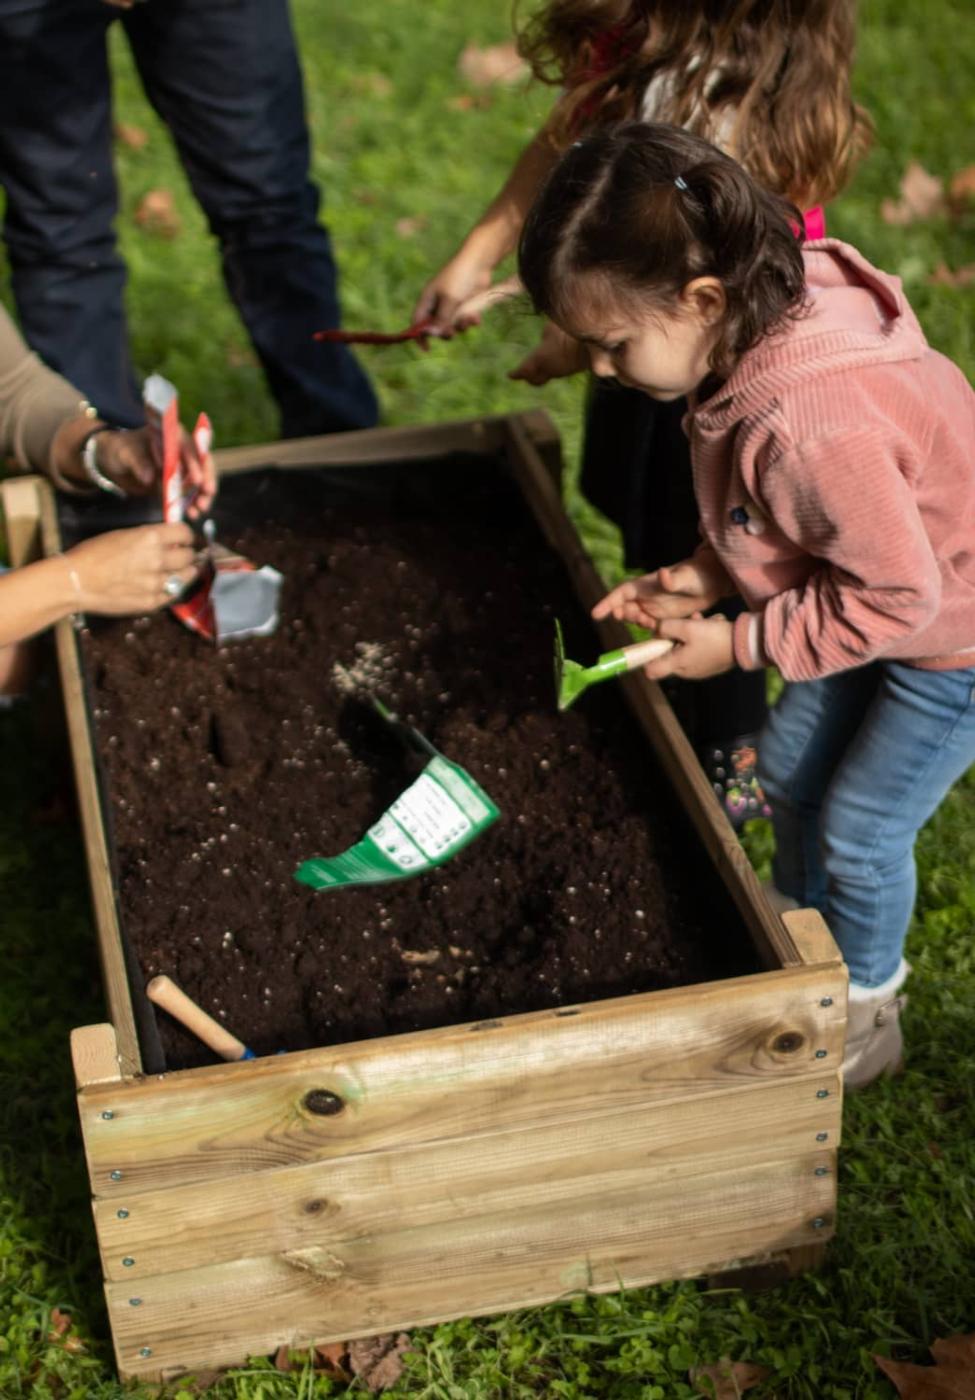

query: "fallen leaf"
(49, 1308), (72, 1338)
(875, 1333), (975, 1399)
(394, 215), (429, 239)
(949, 165), (975, 210)
(114, 122), (149, 151)
(273, 1344), (292, 1372)
(927, 262), (975, 288)
(348, 1332), (412, 1393)
(315, 1341), (352, 1379)
(446, 92), (493, 112)
(134, 188), (181, 239)
(690, 1357), (771, 1399)
(458, 41), (527, 88)
(880, 161), (945, 226)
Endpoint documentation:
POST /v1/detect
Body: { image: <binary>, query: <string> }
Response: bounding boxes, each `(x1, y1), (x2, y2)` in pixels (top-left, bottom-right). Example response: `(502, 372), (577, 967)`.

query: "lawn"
(1, 0), (974, 1396)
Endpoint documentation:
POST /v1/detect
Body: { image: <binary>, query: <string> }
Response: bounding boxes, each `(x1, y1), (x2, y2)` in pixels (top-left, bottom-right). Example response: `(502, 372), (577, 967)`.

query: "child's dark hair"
(518, 122), (807, 379)
(516, 0), (872, 208)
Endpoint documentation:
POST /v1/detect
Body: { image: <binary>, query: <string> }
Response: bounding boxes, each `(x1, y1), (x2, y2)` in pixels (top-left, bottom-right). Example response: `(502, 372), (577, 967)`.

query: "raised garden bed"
(1, 411), (847, 1385)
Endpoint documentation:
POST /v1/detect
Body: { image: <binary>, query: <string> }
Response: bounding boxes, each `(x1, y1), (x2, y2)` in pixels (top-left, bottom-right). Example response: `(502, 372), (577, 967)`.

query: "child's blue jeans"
(757, 660), (975, 988)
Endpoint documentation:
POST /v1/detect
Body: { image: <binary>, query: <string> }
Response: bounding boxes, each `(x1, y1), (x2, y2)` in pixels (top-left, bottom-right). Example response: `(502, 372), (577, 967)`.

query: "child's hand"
(640, 615), (736, 681)
(592, 553), (733, 627)
(413, 252), (494, 335)
(510, 322), (587, 386)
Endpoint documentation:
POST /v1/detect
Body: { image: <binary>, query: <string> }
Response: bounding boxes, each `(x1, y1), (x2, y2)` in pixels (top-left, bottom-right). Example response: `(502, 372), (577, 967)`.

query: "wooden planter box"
(1, 410), (847, 1385)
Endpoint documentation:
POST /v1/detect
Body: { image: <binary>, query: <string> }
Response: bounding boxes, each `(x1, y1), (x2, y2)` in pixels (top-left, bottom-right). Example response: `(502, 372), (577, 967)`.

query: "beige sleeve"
(0, 303), (87, 473)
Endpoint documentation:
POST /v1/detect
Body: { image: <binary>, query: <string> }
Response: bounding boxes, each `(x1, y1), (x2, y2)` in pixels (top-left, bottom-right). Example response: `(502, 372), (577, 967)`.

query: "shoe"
(843, 963), (910, 1089)
(702, 734), (773, 830)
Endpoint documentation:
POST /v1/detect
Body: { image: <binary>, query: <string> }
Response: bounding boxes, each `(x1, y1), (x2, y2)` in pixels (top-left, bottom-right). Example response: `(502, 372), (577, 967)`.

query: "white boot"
(844, 960), (910, 1090)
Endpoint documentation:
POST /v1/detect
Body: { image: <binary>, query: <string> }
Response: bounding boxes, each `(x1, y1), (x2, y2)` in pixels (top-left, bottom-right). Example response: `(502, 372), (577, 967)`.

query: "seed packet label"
(294, 755), (499, 890)
(143, 373), (183, 523)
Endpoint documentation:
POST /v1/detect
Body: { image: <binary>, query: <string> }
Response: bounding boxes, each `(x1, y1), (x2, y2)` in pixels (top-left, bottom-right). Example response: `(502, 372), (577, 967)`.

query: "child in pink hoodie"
(519, 122), (975, 1088)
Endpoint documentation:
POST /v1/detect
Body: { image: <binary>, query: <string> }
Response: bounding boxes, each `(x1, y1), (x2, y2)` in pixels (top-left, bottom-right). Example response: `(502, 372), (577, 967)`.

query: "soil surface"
(79, 458), (759, 1070)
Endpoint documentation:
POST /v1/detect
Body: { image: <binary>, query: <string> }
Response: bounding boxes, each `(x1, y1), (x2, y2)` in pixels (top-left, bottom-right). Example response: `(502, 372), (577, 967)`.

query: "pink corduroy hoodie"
(685, 238), (975, 682)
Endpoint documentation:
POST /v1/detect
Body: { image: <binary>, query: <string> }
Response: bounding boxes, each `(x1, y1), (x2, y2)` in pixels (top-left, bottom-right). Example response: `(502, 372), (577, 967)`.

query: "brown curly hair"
(516, 0), (872, 207)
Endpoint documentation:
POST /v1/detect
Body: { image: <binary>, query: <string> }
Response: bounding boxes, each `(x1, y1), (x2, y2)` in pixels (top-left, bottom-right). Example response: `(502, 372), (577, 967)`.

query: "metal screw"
(140, 1347), (152, 1358)
(816, 1089), (829, 1099)
(820, 997), (833, 1007)
(129, 1298), (142, 1307)
(814, 1167), (829, 1177)
(122, 1257), (135, 1268)
(811, 1217), (826, 1229)
(117, 1208), (129, 1219)
(102, 1110), (115, 1120)
(110, 1170), (123, 1181)
(815, 1049), (827, 1059)
(816, 1132), (828, 1142)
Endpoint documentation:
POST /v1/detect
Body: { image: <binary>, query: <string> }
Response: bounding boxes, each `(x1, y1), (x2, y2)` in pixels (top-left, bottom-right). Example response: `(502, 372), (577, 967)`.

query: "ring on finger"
(163, 573), (186, 599)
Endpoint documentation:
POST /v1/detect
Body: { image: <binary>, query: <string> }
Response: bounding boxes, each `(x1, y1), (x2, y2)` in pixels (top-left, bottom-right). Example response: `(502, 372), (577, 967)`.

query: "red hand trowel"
(554, 619), (674, 711)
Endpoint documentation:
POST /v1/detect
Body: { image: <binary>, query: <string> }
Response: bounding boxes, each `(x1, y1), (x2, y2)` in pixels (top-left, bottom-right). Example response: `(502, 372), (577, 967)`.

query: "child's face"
(560, 277), (726, 400)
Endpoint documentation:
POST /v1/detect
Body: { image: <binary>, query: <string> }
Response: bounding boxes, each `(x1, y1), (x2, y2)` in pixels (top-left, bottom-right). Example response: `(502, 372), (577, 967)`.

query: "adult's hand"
(67, 522), (199, 615)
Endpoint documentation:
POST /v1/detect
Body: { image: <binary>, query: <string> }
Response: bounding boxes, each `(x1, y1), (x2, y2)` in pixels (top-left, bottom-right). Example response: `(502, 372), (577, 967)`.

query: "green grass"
(1, 0), (974, 1395)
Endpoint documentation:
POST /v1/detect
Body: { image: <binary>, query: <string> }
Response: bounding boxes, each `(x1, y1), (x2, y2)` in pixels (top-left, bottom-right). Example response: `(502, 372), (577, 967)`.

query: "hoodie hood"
(691, 239), (930, 433)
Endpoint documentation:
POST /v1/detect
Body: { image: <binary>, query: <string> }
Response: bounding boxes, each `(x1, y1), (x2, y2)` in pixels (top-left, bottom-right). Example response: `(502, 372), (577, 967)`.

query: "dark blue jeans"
(0, 0), (378, 436)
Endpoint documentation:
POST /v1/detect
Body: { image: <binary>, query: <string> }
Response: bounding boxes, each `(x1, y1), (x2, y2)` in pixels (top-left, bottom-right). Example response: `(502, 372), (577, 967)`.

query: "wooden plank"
(94, 1076), (840, 1281)
(0, 475), (44, 567)
(34, 482), (143, 1077)
(106, 1151), (835, 1379)
(72, 1025), (123, 1090)
(782, 908), (845, 967)
(77, 963), (846, 1197)
(211, 408), (562, 479)
(502, 416), (800, 973)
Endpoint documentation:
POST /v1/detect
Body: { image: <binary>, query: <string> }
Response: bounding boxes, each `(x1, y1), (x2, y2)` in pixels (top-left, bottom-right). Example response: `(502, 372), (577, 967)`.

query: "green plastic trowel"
(554, 619), (674, 711)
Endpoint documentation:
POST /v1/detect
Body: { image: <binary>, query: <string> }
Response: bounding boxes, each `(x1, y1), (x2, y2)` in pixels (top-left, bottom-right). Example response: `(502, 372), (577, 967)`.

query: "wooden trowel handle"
(146, 975), (251, 1061)
(621, 637), (675, 671)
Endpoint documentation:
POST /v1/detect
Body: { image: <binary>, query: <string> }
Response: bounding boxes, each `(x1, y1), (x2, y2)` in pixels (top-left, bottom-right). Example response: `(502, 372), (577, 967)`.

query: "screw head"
(129, 1298), (142, 1307)
(139, 1347), (152, 1358)
(820, 997), (833, 1007)
(101, 1110), (115, 1120)
(815, 1049), (827, 1059)
(814, 1166), (829, 1177)
(122, 1257), (135, 1268)
(110, 1170), (123, 1181)
(117, 1208), (129, 1219)
(811, 1217), (826, 1229)
(816, 1132), (828, 1142)
(816, 1089), (830, 1099)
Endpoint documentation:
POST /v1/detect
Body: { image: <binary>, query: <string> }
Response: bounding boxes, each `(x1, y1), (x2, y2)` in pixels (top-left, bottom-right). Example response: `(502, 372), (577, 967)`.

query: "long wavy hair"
(516, 0), (872, 207)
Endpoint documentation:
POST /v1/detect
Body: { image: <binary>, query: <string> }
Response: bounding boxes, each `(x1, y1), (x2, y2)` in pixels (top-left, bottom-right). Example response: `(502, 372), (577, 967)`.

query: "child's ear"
(681, 277), (726, 325)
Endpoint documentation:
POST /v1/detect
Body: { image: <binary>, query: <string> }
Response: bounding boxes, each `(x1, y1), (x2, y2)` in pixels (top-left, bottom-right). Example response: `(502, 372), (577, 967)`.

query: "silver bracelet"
(81, 426), (128, 497)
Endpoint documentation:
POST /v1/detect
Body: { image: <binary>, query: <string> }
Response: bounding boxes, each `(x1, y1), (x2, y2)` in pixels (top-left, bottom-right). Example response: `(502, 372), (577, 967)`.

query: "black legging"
(580, 377), (767, 746)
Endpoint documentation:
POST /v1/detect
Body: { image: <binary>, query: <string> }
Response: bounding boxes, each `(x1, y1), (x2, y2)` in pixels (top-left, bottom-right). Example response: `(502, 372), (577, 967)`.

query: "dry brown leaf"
(394, 215), (429, 240)
(314, 1341), (352, 1379)
(949, 165), (975, 209)
(457, 41), (527, 88)
(114, 122), (149, 151)
(927, 262), (975, 289)
(348, 1332), (412, 1392)
(446, 92), (493, 112)
(875, 1334), (975, 1399)
(880, 161), (945, 226)
(690, 1357), (772, 1398)
(49, 1308), (72, 1338)
(273, 1344), (293, 1372)
(134, 188), (182, 239)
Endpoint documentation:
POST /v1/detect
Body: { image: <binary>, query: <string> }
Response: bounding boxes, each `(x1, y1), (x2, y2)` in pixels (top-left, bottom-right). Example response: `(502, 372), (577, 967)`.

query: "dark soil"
(78, 458), (760, 1070)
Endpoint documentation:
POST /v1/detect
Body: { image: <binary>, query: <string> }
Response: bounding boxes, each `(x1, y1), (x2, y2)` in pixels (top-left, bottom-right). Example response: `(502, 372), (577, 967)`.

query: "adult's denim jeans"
(0, 0), (377, 436)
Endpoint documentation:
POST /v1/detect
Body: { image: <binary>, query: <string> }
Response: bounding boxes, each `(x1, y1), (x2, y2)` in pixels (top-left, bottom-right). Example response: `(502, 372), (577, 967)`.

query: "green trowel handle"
(596, 637), (675, 677)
